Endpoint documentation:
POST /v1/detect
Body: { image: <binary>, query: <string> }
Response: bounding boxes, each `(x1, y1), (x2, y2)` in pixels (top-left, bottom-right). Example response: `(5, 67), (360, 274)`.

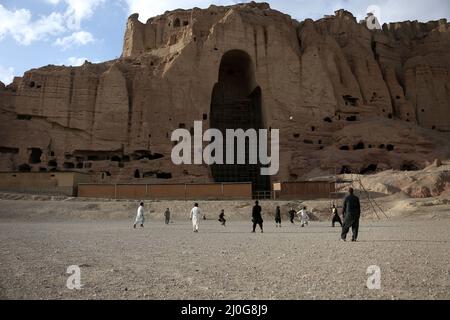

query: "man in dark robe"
(252, 201), (263, 233)
(218, 209), (226, 226)
(341, 188), (361, 242)
(275, 206), (282, 228)
(288, 207), (296, 224)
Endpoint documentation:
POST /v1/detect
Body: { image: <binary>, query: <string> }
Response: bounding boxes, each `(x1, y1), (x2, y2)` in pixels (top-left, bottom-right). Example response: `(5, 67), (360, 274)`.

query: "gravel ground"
(0, 218), (449, 300)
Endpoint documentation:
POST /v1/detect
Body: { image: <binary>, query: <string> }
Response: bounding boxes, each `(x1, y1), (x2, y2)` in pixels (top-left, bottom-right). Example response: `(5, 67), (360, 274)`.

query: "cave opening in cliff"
(28, 148), (42, 164)
(360, 164), (378, 174)
(210, 49), (270, 197)
(343, 95), (359, 106)
(18, 164), (31, 172)
(401, 161), (419, 171)
(340, 166), (352, 174)
(63, 162), (75, 169)
(48, 160), (57, 167)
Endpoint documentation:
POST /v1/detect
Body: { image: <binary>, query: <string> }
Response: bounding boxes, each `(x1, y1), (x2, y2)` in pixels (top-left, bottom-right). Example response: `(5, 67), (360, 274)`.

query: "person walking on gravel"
(298, 206), (310, 227)
(331, 204), (342, 227)
(190, 203), (202, 233)
(341, 188), (361, 242)
(164, 208), (171, 225)
(252, 201), (264, 233)
(288, 207), (296, 224)
(133, 202), (145, 229)
(218, 209), (226, 227)
(275, 206), (282, 228)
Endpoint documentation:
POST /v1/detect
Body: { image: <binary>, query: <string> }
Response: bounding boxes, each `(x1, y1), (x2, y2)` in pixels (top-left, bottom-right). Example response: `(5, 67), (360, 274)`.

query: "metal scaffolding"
(330, 168), (389, 220)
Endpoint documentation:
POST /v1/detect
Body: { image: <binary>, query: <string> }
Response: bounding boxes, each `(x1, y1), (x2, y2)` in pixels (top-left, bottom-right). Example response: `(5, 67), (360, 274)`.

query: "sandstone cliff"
(0, 2), (449, 186)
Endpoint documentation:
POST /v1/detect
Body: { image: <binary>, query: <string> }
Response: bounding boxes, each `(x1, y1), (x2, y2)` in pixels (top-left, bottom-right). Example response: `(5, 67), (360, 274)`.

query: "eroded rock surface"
(0, 2), (449, 184)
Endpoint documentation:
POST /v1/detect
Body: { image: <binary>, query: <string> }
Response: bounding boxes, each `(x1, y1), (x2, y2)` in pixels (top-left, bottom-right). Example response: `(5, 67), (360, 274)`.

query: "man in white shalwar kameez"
(133, 202), (145, 229)
(190, 203), (202, 233)
(297, 206), (310, 227)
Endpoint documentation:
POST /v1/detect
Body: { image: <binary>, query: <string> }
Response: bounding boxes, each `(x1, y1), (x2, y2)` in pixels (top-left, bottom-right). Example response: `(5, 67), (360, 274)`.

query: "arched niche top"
(217, 49), (257, 99)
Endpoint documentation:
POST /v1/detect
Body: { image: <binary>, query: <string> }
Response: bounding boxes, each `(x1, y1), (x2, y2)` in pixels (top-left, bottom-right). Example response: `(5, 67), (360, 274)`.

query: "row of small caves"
(288, 94), (420, 176)
(288, 93), (435, 149)
(6, 92), (424, 178)
(166, 10), (221, 28)
(341, 93), (432, 125)
(21, 81), (437, 130)
(331, 94), (435, 129)
(1, 147), (173, 180)
(291, 125), (398, 153)
(168, 17), (189, 28)
(338, 160), (420, 175)
(2, 137), (419, 179)
(10, 114), (214, 180)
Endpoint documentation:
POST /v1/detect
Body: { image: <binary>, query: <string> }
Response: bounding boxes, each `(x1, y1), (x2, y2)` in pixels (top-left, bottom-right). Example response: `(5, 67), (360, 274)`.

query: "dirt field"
(1, 202), (449, 299)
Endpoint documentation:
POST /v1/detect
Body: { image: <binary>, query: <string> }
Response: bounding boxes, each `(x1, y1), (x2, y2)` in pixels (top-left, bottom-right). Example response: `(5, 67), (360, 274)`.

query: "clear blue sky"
(1, 0), (449, 84)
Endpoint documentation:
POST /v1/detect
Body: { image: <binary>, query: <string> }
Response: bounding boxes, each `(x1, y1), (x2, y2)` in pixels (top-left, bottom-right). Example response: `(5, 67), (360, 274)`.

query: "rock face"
(359, 162), (450, 198)
(0, 2), (449, 189)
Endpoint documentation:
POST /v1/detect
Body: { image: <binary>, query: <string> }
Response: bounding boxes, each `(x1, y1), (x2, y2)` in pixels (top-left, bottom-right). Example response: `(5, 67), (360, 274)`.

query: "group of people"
(133, 202), (222, 233)
(278, 205), (310, 228)
(251, 188), (361, 241)
(133, 188), (361, 241)
(133, 205), (172, 228)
